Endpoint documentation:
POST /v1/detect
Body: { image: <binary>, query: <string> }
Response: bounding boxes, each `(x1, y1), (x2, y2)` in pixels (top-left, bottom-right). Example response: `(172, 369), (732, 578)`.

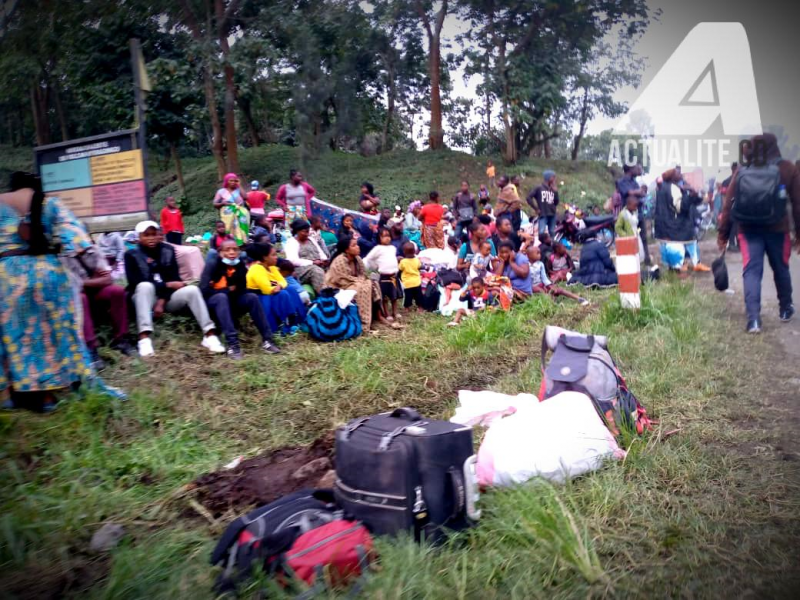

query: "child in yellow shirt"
(246, 243), (307, 335)
(398, 242), (423, 312)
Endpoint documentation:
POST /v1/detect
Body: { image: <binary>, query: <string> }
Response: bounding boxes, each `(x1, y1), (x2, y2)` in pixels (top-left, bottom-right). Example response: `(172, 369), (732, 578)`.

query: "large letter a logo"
(614, 23), (762, 137)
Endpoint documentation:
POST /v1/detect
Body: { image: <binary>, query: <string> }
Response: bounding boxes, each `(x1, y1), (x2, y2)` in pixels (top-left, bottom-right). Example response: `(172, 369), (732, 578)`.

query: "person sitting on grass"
(325, 236), (397, 331)
(566, 233), (618, 289)
(200, 239), (280, 359)
(546, 241), (575, 284)
(309, 215), (334, 257)
(494, 240), (532, 302)
(399, 242), (423, 312)
(125, 221), (225, 358)
(527, 245), (589, 305)
(246, 243), (307, 337)
(284, 219), (328, 295)
(210, 220), (234, 252)
(469, 240), (495, 282)
(278, 259), (311, 305)
(537, 231), (554, 265)
(448, 277), (496, 326)
(364, 227), (403, 322)
(250, 214), (277, 245)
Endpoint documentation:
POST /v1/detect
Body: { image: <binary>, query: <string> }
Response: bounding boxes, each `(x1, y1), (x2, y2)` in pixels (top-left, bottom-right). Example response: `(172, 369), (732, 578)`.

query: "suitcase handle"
(390, 407), (423, 421)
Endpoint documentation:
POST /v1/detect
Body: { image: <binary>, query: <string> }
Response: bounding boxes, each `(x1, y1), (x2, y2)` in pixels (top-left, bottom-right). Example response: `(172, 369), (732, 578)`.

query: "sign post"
(34, 130), (150, 232)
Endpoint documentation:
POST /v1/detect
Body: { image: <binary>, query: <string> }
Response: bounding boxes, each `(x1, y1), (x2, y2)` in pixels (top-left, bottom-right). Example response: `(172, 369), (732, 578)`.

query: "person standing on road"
(717, 134), (800, 334)
(451, 181), (477, 241)
(527, 170), (560, 239)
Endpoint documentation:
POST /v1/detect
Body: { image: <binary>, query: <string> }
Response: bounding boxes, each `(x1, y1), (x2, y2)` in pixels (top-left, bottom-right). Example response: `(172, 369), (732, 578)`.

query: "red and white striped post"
(616, 236), (640, 309)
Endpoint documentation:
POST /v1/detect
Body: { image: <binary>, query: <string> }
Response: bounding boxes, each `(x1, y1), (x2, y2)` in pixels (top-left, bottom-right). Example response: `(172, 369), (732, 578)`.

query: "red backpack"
(281, 520), (373, 594)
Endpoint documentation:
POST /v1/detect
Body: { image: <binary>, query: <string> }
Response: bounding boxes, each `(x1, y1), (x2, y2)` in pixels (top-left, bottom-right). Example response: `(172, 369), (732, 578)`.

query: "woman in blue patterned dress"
(0, 172), (92, 411)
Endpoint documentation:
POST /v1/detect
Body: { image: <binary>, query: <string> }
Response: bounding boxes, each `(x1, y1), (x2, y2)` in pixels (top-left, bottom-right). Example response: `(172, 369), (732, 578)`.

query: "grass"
(2, 278), (800, 599)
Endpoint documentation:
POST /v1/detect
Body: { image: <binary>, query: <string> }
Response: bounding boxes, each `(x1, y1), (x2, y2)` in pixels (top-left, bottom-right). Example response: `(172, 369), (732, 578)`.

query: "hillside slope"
(152, 146), (619, 233)
(1, 144), (619, 234)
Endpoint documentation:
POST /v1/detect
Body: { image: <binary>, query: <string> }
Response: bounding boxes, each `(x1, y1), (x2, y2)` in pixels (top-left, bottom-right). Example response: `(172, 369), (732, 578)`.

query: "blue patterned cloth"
(0, 197), (92, 393)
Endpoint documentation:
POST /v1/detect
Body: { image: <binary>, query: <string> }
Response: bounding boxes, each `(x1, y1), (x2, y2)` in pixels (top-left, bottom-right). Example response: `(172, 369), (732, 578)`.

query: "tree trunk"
(170, 142), (186, 195)
(52, 82), (68, 142)
(428, 34), (444, 150)
(544, 138), (552, 159)
(571, 89), (590, 161)
(381, 64), (396, 153)
(485, 91), (491, 139)
(238, 96), (260, 147)
(203, 66), (227, 180)
(216, 0), (239, 173)
(30, 83), (50, 146)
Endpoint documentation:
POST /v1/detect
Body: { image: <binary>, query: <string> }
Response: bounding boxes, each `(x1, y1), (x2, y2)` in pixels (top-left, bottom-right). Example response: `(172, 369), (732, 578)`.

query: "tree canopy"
(0, 0), (654, 171)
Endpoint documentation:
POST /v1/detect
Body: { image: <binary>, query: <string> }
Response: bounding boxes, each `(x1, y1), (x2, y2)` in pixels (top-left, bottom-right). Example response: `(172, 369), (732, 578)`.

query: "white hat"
(251, 180), (259, 189)
(135, 220), (160, 234)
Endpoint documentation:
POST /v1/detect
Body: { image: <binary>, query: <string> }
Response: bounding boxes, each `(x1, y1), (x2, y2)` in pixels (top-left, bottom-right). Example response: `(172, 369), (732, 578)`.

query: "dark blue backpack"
(306, 289), (362, 342)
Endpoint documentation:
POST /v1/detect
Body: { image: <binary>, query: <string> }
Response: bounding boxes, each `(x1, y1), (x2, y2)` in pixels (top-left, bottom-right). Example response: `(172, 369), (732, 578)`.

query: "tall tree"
(412, 0), (448, 150)
(568, 40), (643, 160)
(462, 0), (650, 163)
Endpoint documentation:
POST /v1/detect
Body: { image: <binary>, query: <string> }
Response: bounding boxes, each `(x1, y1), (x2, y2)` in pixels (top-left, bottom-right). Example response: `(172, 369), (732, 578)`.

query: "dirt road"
(699, 239), (800, 461)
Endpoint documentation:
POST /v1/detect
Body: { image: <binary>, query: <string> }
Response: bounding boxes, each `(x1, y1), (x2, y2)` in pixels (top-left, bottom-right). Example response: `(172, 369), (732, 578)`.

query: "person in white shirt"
(364, 227), (402, 321)
(283, 219), (328, 293)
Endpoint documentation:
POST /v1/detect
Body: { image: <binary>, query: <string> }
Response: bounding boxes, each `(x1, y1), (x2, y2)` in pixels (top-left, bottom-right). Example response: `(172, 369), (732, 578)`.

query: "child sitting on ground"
(398, 242), (423, 312)
(469, 240), (495, 282)
(527, 246), (589, 305)
(210, 220), (234, 252)
(547, 241), (575, 284)
(278, 258), (311, 305)
(250, 215), (277, 244)
(537, 231), (554, 265)
(448, 277), (495, 326)
(364, 227), (403, 321)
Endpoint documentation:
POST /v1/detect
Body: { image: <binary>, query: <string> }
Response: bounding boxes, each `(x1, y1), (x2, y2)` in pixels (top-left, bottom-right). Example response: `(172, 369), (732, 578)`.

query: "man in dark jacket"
(452, 181), (478, 242)
(654, 168), (704, 273)
(718, 133), (800, 333)
(527, 170), (559, 238)
(125, 221), (224, 357)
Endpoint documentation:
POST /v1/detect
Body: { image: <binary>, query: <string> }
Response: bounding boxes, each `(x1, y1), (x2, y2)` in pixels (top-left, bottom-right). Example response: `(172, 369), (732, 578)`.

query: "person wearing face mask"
(201, 239), (280, 359)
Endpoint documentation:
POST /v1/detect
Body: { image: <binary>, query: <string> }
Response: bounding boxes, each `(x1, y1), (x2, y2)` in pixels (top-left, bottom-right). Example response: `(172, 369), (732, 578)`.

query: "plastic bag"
(476, 391), (625, 487)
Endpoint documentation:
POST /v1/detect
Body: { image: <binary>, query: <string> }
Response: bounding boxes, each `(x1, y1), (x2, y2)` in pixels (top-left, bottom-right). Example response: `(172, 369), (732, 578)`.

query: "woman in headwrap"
(213, 173), (250, 245)
(324, 236), (388, 330)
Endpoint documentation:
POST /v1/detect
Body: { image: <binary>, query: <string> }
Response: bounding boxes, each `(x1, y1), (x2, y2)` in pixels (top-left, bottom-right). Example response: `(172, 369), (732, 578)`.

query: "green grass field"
(2, 278), (799, 598)
(2, 145), (799, 598)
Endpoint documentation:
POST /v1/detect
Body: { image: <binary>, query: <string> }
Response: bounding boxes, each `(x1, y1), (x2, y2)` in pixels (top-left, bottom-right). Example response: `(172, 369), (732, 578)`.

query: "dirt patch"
(192, 433), (335, 517)
(0, 556), (109, 600)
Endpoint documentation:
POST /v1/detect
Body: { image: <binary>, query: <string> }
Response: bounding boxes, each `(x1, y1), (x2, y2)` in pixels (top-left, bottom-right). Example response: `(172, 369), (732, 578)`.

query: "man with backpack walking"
(718, 133), (800, 334)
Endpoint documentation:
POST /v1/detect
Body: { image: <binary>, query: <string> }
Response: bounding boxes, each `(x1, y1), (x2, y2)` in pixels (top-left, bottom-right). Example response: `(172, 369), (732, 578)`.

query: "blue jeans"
(739, 231), (793, 321)
(538, 215), (557, 237)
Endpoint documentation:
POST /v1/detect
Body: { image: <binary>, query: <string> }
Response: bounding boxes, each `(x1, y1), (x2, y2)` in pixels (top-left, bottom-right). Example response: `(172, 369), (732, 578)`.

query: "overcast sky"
(410, 0), (800, 165)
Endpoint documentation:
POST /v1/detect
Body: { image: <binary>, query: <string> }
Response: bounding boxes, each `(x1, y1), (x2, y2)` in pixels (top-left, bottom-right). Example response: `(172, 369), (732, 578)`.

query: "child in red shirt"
(160, 196), (185, 245)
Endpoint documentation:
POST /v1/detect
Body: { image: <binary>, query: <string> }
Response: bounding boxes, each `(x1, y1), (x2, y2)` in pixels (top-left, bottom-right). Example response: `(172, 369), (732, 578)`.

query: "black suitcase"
(334, 407), (480, 543)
